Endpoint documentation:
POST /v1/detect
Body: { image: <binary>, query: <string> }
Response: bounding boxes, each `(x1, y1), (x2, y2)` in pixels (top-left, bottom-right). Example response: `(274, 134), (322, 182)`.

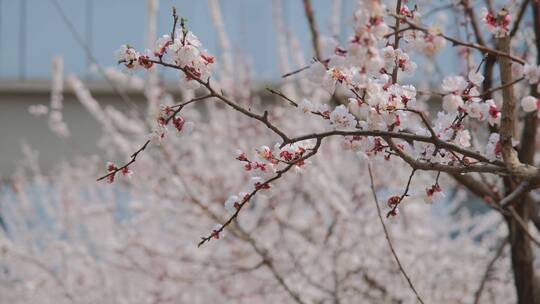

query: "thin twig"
(197, 138), (322, 247)
(507, 206), (540, 248)
(387, 168), (416, 217)
(472, 77), (525, 97)
(391, 0), (403, 84)
(149, 59), (292, 143)
(282, 64), (311, 78)
(288, 130), (503, 166)
(367, 163), (425, 304)
(417, 77), (524, 99)
(509, 0), (531, 38)
(266, 87), (298, 106)
(462, 0), (486, 46)
(390, 13), (526, 64)
(302, 0), (321, 60)
(501, 180), (531, 207)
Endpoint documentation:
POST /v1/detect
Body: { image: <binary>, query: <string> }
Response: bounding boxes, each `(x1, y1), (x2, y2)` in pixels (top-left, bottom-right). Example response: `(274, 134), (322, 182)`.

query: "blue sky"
(0, 0), (355, 80)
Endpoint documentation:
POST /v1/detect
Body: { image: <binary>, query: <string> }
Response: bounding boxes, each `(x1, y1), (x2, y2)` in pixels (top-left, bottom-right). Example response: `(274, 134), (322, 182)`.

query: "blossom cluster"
(107, 0), (537, 232)
(149, 104), (195, 142)
(403, 29), (446, 56)
(481, 8), (511, 37)
(116, 44), (154, 70)
(440, 72), (501, 126)
(116, 27), (215, 90)
(219, 143), (311, 226)
(301, 4), (422, 141)
(299, 1), (518, 170)
(104, 161), (132, 183)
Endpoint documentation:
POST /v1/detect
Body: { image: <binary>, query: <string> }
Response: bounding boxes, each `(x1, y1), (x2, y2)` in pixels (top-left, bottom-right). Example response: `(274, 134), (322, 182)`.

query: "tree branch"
(495, 36), (539, 178)
(302, 0), (322, 60)
(390, 13), (526, 64)
(367, 163), (425, 304)
(391, 0), (403, 84)
(197, 138), (322, 247)
(509, 0), (531, 38)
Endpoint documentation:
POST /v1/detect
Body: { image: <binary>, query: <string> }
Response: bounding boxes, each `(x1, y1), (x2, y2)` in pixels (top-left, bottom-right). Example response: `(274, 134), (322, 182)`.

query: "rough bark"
(505, 200), (537, 304)
(496, 6), (538, 300)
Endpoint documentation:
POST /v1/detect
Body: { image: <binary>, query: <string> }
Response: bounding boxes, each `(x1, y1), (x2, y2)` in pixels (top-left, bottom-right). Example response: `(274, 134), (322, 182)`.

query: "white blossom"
(521, 96), (539, 112)
(115, 44), (139, 68)
(329, 105), (357, 129)
(174, 45), (201, 68)
(523, 63), (540, 84)
(486, 133), (501, 161)
(468, 71), (484, 87)
(442, 94), (464, 112)
(441, 75), (467, 93)
(224, 195), (239, 213)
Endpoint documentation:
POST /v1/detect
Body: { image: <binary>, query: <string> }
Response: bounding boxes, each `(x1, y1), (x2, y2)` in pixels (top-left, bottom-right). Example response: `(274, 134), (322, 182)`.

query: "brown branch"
(362, 273), (403, 304)
(519, 110), (539, 165)
(367, 163), (425, 304)
(463, 0), (486, 46)
(399, 108), (437, 139)
(495, 36), (539, 178)
(501, 180), (531, 207)
(530, 199), (540, 232)
(391, 0), (403, 84)
(496, 35), (517, 169)
(418, 77), (524, 98)
(485, 0), (494, 12)
(288, 130), (503, 166)
(473, 77), (525, 97)
(387, 168), (416, 217)
(390, 13), (526, 64)
(197, 138), (322, 247)
(508, 205), (540, 248)
(170, 7), (179, 41)
(282, 65), (311, 78)
(96, 140), (151, 182)
(149, 59), (292, 143)
(385, 138), (507, 175)
(302, 0), (321, 60)
(451, 171), (490, 192)
(266, 87), (330, 120)
(509, 0), (531, 38)
(482, 54), (497, 100)
(416, 90), (445, 97)
(450, 173), (504, 213)
(266, 87), (298, 107)
(519, 0), (540, 166)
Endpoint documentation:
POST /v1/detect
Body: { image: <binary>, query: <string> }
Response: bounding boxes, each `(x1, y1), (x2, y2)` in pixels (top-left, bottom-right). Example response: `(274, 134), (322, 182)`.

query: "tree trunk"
(505, 199), (537, 304)
(503, 2), (540, 301)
